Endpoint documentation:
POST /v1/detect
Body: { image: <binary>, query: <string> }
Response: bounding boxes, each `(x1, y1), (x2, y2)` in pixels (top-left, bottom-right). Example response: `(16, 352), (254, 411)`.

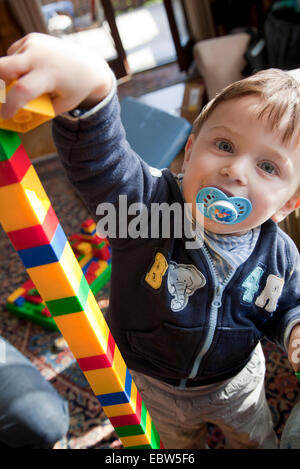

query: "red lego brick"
(0, 145), (31, 187)
(82, 219), (94, 228)
(7, 205), (59, 250)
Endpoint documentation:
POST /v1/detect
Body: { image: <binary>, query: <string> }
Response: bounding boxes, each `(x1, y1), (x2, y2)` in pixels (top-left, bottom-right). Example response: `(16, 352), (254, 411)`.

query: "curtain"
(0, 0), (22, 55)
(184, 0), (216, 42)
(7, 0), (48, 35)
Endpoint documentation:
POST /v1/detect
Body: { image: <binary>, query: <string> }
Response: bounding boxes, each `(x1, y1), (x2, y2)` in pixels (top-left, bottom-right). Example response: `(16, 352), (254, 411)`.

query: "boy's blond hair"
(192, 68), (300, 145)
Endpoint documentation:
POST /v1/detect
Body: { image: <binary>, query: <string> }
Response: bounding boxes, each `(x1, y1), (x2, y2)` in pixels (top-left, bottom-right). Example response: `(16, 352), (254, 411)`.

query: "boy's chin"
(202, 218), (251, 236)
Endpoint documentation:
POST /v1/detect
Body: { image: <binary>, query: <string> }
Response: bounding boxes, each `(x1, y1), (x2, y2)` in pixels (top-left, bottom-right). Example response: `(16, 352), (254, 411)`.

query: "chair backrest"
(120, 97), (192, 169)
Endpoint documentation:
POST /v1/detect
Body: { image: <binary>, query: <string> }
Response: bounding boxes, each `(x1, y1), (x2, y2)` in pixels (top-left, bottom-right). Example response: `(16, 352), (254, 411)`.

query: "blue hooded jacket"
(52, 91), (300, 386)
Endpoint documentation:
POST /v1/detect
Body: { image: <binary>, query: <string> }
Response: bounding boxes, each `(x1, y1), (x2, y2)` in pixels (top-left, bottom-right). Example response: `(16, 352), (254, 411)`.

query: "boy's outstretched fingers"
(0, 54), (29, 84)
(0, 32), (113, 118)
(6, 35), (29, 56)
(1, 70), (51, 119)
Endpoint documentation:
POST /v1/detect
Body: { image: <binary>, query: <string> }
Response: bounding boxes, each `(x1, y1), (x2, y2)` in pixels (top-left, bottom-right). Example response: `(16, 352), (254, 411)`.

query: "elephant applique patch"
(167, 261), (206, 312)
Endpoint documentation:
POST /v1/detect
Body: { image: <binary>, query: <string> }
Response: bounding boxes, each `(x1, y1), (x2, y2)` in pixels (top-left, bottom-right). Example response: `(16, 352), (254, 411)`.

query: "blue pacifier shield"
(196, 187), (252, 225)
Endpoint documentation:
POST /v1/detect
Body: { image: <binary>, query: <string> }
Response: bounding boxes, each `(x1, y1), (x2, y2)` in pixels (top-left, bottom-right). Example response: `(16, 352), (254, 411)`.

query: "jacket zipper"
(180, 244), (235, 385)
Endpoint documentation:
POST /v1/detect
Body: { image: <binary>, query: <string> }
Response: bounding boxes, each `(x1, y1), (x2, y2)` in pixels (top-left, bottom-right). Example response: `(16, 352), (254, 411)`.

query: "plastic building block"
(7, 287), (25, 303)
(81, 218), (96, 233)
(1, 129), (162, 449)
(77, 241), (93, 254)
(0, 144), (31, 186)
(7, 206), (59, 251)
(0, 82), (55, 133)
(0, 129), (21, 160)
(0, 164), (50, 232)
(82, 218), (95, 228)
(6, 219), (112, 331)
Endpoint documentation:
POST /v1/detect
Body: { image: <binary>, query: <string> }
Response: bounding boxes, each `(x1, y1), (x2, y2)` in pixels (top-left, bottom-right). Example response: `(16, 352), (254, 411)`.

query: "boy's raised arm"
(0, 33), (113, 118)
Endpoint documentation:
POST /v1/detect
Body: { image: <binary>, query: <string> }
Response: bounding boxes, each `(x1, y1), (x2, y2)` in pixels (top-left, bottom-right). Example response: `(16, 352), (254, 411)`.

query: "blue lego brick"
(80, 228), (96, 236)
(81, 257), (95, 275)
(14, 296), (26, 307)
(96, 369), (132, 406)
(17, 223), (67, 268)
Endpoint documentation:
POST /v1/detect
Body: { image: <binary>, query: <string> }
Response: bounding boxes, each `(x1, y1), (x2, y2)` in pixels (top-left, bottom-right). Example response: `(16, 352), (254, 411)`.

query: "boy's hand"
(288, 323), (300, 372)
(0, 33), (113, 119)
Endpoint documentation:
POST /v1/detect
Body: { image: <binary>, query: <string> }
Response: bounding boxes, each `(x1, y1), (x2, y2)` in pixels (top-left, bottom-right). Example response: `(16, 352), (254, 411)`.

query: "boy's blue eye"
(258, 161), (277, 175)
(216, 140), (233, 153)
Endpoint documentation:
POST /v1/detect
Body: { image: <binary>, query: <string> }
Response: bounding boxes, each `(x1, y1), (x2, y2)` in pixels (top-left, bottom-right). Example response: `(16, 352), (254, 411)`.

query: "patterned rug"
(0, 155), (299, 450)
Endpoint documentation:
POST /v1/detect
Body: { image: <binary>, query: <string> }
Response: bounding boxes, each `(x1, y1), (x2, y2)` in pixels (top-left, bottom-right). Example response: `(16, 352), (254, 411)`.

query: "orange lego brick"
(77, 241), (92, 254)
(53, 301), (110, 358)
(83, 345), (127, 395)
(27, 242), (83, 302)
(0, 82), (55, 133)
(0, 165), (50, 232)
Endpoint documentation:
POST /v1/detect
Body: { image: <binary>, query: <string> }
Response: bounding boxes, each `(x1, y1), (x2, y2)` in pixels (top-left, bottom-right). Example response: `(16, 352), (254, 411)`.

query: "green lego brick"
(115, 424), (145, 438)
(0, 130), (21, 161)
(90, 263), (112, 296)
(150, 420), (161, 449)
(92, 241), (106, 249)
(6, 301), (58, 331)
(114, 401), (148, 437)
(125, 445), (152, 449)
(45, 273), (90, 316)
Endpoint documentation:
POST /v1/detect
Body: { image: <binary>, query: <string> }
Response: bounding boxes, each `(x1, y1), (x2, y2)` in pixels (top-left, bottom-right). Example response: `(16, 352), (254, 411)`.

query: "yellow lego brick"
(83, 222), (96, 233)
(95, 260), (108, 276)
(120, 432), (151, 448)
(103, 381), (138, 417)
(145, 410), (152, 441)
(53, 299), (110, 359)
(7, 287), (26, 303)
(77, 242), (92, 255)
(0, 83), (55, 133)
(85, 286), (106, 314)
(83, 344), (127, 395)
(0, 165), (50, 231)
(27, 242), (83, 302)
(78, 253), (93, 268)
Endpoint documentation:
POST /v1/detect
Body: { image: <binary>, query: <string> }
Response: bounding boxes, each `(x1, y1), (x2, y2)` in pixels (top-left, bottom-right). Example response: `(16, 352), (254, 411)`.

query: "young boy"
(1, 33), (300, 449)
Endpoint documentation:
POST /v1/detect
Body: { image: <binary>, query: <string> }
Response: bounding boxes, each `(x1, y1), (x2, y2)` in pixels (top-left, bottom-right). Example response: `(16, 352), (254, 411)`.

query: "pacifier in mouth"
(196, 187), (252, 225)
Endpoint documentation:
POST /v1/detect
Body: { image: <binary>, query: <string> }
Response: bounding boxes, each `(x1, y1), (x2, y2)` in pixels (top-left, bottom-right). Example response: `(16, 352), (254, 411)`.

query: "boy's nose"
(219, 160), (248, 185)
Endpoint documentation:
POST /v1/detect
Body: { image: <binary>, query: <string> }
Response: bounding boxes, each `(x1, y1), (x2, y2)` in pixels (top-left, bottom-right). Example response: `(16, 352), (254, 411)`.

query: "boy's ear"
(182, 134), (195, 173)
(271, 194), (300, 223)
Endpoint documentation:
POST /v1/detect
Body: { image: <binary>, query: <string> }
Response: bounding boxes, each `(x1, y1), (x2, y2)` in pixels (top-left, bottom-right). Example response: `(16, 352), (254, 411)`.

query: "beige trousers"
(130, 343), (278, 449)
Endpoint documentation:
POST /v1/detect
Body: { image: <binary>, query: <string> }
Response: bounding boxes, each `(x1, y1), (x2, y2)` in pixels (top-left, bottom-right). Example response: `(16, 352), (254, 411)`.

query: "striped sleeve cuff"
(60, 68), (117, 122)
